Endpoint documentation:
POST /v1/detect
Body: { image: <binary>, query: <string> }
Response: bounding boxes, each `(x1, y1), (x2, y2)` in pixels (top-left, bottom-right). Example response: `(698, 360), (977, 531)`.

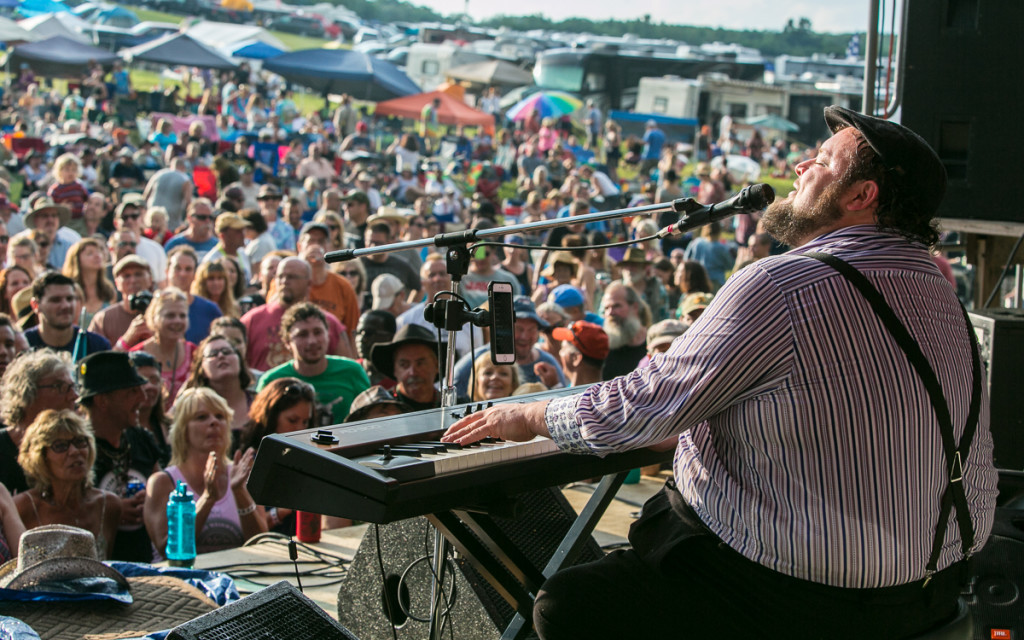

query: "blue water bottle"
(166, 480), (196, 567)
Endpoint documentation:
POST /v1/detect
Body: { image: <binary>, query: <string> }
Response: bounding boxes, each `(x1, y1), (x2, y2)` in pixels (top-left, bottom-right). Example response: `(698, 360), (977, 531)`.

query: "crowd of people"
(0, 57), (807, 565)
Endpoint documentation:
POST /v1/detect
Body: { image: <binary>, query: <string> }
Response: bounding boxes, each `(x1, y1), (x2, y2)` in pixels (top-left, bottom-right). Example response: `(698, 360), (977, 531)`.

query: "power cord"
(289, 539), (304, 593)
(374, 524), (400, 640)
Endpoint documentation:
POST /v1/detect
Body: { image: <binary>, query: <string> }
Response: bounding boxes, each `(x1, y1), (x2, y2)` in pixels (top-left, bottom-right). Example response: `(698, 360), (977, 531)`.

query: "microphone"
(658, 183), (775, 238)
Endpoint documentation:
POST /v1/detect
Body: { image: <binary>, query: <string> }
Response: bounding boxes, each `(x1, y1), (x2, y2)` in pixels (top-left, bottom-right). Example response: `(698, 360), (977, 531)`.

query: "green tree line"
(326, 0), (859, 59)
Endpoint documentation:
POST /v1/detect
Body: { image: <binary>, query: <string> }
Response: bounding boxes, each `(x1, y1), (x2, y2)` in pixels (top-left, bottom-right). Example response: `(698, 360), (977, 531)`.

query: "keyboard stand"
(425, 470), (630, 640)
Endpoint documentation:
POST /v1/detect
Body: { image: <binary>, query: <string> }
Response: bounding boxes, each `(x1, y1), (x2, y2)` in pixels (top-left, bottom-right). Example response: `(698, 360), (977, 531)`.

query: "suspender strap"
(804, 252), (982, 573)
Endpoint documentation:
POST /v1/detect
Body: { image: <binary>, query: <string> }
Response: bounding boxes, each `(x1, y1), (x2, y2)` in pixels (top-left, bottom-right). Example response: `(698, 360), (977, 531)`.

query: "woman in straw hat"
(144, 387), (266, 557)
(15, 409), (122, 559)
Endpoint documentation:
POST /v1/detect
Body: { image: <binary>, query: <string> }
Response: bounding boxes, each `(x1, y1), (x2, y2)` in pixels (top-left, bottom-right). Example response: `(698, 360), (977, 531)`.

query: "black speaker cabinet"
(337, 487), (603, 640)
(901, 0), (1024, 223)
(969, 309), (1024, 470)
(168, 581), (359, 640)
(963, 507), (1024, 640)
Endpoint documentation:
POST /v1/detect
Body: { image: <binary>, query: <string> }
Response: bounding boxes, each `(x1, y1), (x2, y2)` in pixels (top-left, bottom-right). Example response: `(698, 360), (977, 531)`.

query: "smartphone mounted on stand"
(488, 282), (516, 364)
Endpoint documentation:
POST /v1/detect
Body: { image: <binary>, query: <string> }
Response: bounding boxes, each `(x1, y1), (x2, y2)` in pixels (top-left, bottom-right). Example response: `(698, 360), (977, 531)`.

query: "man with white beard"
(600, 281), (648, 379)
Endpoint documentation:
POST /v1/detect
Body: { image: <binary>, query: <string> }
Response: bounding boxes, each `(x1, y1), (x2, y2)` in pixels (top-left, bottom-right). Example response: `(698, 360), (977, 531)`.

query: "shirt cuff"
(544, 393), (592, 454)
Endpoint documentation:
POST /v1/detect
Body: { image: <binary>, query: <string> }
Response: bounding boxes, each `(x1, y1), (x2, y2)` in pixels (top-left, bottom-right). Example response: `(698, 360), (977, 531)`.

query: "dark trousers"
(533, 481), (964, 640)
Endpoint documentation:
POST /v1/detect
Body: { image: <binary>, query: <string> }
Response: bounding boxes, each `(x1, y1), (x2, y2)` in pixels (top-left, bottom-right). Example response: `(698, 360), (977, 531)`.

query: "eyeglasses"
(48, 436), (90, 454)
(203, 347), (236, 359)
(37, 241), (51, 249)
(117, 241), (137, 248)
(409, 222), (425, 228)
(0, 235), (8, 243)
(327, 225), (340, 232)
(120, 213), (141, 221)
(339, 270), (360, 277)
(39, 381), (76, 394)
(192, 215), (213, 222)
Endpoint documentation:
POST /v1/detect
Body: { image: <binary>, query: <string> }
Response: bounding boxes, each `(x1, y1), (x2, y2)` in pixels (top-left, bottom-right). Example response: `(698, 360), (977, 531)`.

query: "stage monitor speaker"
(963, 507), (1024, 640)
(968, 309), (1024, 470)
(167, 580), (359, 640)
(901, 0), (1024, 223)
(337, 487), (604, 640)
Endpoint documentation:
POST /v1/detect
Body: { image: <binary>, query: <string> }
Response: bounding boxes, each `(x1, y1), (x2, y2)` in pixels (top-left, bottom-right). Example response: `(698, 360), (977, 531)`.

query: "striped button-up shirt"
(547, 226), (998, 588)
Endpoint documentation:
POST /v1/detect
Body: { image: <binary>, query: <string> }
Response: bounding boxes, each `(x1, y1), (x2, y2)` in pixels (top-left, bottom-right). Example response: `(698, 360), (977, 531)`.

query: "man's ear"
(29, 297), (39, 313)
(843, 179), (880, 214)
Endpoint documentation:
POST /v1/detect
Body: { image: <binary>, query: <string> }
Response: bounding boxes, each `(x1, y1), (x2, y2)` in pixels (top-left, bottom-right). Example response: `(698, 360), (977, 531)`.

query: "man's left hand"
(442, 399), (551, 445)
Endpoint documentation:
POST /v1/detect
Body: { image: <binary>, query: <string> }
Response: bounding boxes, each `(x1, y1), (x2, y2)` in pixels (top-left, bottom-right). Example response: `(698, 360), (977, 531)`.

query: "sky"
(418, 0), (870, 34)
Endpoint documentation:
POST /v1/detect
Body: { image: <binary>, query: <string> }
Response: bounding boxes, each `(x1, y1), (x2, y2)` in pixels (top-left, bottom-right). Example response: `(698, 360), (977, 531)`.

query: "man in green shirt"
(257, 302), (369, 426)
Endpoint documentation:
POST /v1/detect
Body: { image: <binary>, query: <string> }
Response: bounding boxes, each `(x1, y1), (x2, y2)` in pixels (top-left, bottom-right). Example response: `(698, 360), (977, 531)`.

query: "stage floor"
(191, 471), (669, 621)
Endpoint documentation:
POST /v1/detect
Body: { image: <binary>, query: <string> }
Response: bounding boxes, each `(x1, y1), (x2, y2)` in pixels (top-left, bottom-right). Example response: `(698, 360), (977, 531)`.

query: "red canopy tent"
(374, 90), (494, 132)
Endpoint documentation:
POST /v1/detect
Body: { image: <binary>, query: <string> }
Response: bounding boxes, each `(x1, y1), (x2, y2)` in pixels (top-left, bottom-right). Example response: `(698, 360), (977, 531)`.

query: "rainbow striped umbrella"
(506, 91), (583, 121)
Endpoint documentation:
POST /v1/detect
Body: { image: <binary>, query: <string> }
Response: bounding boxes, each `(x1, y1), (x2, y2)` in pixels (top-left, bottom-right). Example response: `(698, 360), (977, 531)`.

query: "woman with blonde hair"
(129, 287), (195, 402)
(191, 261), (238, 318)
(313, 210), (345, 251)
(472, 353), (520, 402)
(63, 237), (115, 327)
(15, 409), (122, 559)
(143, 387), (266, 557)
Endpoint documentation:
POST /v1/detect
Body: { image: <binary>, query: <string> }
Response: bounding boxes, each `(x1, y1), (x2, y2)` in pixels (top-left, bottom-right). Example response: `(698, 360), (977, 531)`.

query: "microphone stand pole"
(324, 195), (713, 266)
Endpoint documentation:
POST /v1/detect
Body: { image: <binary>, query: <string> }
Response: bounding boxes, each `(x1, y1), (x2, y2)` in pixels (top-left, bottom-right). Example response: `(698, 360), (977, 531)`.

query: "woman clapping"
(143, 387), (266, 558)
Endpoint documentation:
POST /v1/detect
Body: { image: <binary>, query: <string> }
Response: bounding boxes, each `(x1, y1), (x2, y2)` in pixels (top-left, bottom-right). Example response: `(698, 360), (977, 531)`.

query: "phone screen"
(489, 282), (516, 364)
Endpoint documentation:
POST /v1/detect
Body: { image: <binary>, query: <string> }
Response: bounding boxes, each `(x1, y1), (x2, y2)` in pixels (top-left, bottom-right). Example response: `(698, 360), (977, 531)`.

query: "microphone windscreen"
(749, 183), (775, 208)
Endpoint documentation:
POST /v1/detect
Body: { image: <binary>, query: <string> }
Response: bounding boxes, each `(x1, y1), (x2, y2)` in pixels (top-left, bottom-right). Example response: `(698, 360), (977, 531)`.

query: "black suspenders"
(804, 252), (982, 580)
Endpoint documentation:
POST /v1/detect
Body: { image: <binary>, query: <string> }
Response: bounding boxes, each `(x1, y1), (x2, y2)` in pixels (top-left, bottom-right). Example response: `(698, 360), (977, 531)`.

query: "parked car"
(266, 14), (325, 38)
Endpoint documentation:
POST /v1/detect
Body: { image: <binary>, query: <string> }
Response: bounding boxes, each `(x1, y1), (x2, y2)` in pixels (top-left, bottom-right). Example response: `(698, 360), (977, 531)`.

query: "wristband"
(237, 502), (257, 517)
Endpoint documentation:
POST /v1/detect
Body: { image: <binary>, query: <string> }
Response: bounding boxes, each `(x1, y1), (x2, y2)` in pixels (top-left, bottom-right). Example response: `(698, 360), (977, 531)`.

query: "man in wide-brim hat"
(370, 324), (447, 411)
(17, 197), (74, 270)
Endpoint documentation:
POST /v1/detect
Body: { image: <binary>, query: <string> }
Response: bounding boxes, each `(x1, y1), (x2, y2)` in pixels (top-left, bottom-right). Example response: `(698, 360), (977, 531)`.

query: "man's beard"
(604, 315), (643, 350)
(761, 180), (848, 248)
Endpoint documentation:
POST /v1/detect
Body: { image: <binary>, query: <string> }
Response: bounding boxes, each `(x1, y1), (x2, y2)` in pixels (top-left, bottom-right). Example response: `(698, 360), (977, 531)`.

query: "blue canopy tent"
(263, 49), (419, 101)
(8, 34), (119, 76)
(228, 39), (283, 60)
(16, 0), (69, 17)
(91, 6), (139, 29)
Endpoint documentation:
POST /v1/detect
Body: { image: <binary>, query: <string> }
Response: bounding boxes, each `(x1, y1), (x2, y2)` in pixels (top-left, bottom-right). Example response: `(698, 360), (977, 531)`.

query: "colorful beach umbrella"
(506, 91), (582, 121)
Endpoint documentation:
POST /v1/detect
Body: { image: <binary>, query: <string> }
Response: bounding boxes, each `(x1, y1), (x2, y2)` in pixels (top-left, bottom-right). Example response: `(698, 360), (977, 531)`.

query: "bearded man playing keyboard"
(444, 106), (997, 639)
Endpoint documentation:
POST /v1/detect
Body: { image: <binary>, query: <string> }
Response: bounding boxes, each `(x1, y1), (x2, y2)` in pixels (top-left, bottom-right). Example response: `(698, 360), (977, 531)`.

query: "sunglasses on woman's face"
(48, 436), (90, 454)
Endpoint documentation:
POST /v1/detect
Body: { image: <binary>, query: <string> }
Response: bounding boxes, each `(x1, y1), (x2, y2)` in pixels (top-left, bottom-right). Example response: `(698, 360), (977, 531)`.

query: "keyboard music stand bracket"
(425, 470), (629, 640)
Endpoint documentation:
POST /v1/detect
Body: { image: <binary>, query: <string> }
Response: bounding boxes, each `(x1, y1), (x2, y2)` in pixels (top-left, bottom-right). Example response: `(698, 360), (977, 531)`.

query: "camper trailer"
(405, 42), (491, 91)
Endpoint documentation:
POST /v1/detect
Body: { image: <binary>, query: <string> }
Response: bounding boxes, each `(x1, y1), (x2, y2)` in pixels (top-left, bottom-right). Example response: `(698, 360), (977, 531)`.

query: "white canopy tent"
(0, 16), (38, 43)
(185, 21), (288, 53)
(18, 13), (90, 43)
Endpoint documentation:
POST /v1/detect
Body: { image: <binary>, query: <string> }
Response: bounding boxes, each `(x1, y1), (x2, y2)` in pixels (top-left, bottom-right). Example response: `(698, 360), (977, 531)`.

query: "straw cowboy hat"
(0, 524), (128, 591)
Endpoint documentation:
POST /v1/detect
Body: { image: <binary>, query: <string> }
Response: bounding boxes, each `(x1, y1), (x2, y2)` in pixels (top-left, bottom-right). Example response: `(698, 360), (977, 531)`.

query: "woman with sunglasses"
(239, 378), (316, 533)
(334, 258), (370, 312)
(184, 334), (254, 449)
(144, 387), (266, 557)
(14, 410), (122, 559)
